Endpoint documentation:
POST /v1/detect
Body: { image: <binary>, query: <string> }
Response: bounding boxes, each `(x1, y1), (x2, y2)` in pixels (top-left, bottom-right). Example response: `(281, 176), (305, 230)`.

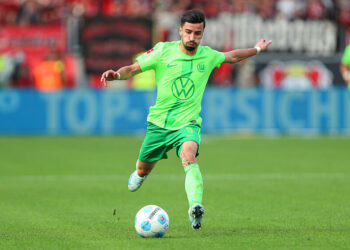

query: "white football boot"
(188, 203), (205, 230)
(128, 170), (147, 192)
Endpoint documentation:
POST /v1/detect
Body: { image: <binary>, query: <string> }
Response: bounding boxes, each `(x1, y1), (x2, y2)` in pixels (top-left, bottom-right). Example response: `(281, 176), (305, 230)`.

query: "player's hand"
(100, 70), (118, 86)
(255, 39), (272, 52)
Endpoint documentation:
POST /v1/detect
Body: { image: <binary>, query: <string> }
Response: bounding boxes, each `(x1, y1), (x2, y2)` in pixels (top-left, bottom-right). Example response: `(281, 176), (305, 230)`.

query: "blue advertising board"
(0, 89), (350, 135)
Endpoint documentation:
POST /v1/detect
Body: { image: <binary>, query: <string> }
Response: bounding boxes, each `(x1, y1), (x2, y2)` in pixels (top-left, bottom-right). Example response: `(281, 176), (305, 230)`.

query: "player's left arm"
(224, 39), (272, 64)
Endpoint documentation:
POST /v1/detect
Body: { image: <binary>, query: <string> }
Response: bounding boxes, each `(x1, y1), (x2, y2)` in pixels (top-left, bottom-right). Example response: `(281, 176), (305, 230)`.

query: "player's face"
(179, 22), (204, 52)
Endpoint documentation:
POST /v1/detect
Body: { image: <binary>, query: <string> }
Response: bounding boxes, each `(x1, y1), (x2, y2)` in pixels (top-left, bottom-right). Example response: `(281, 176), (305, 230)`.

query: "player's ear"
(179, 26), (182, 37)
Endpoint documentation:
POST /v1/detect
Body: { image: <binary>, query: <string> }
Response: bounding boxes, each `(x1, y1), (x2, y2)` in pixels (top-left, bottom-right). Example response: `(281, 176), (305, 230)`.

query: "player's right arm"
(100, 62), (142, 86)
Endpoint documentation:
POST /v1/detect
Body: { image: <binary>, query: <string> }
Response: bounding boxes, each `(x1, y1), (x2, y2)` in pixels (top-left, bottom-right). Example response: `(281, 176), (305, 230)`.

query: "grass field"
(1, 136), (350, 249)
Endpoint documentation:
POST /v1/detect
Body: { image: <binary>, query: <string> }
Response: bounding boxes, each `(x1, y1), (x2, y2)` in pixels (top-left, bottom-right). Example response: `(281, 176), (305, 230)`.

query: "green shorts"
(138, 122), (201, 162)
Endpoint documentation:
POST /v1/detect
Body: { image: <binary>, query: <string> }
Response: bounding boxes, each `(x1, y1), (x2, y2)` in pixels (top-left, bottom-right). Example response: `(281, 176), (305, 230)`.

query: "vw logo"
(171, 77), (195, 100)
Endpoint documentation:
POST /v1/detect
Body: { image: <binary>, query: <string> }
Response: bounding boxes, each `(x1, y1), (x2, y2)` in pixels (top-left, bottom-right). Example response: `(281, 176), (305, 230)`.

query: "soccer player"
(340, 44), (350, 90)
(101, 10), (272, 230)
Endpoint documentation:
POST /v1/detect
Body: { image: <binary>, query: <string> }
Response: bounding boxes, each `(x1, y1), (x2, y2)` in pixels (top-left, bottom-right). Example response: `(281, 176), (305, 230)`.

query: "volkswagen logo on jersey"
(172, 77), (195, 100)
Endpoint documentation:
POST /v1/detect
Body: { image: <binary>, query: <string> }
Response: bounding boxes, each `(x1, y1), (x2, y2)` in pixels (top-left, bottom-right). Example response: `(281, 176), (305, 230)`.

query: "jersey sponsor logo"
(172, 77), (195, 100)
(197, 63), (205, 72)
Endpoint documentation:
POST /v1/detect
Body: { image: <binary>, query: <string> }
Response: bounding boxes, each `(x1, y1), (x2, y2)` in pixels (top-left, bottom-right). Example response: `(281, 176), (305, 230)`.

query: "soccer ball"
(134, 205), (170, 238)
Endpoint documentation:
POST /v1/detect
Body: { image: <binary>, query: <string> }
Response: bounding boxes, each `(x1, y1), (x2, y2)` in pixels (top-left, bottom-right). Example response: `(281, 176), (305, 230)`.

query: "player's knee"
(180, 149), (197, 167)
(180, 142), (197, 167)
(181, 141), (197, 153)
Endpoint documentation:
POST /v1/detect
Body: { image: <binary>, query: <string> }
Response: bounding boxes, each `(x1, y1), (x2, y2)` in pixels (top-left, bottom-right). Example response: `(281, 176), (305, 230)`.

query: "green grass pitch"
(1, 136), (350, 249)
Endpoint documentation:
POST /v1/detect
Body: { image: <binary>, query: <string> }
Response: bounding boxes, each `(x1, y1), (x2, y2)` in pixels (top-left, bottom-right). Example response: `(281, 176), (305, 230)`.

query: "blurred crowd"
(0, 0), (348, 26)
(0, 0), (349, 90)
(0, 0), (154, 26)
(159, 0), (340, 21)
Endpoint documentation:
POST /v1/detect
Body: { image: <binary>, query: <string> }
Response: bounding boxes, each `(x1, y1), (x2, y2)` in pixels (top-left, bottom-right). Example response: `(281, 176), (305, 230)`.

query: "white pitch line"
(0, 173), (348, 182)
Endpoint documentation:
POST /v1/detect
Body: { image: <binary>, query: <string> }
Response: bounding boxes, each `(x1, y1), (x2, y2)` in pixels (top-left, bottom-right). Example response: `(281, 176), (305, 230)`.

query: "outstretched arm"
(224, 39), (272, 64)
(100, 62), (142, 86)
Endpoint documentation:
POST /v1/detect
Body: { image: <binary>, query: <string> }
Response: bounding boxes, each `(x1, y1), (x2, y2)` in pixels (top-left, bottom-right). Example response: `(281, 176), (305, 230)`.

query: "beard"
(184, 41), (198, 52)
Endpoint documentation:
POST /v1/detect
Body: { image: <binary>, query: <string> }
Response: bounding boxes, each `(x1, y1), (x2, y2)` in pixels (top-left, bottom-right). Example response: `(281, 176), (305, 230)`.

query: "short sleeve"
(342, 45), (350, 66)
(210, 49), (225, 69)
(136, 42), (164, 72)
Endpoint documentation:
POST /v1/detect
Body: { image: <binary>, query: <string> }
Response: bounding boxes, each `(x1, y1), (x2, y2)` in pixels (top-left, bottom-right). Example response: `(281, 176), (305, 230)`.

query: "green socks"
(184, 164), (203, 208)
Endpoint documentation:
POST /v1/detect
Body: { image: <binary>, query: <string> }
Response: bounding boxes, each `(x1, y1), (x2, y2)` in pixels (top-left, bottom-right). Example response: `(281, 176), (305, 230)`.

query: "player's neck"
(180, 42), (197, 56)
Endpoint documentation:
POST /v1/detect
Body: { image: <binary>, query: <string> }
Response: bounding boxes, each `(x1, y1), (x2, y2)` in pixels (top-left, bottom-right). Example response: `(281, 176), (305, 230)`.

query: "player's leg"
(128, 122), (170, 192)
(173, 124), (204, 229)
(128, 160), (157, 192)
(180, 141), (204, 229)
(180, 141), (203, 208)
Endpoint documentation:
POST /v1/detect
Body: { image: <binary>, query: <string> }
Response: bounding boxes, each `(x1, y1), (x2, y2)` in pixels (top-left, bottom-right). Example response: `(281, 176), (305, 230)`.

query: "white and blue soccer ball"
(134, 205), (170, 238)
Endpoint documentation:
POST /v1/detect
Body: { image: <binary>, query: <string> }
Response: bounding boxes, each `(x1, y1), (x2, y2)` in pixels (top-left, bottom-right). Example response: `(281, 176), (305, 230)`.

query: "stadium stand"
(0, 0), (348, 89)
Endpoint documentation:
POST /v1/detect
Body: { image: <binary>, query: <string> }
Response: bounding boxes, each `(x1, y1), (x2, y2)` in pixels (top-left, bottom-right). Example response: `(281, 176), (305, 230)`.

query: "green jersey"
(342, 45), (350, 69)
(136, 41), (225, 130)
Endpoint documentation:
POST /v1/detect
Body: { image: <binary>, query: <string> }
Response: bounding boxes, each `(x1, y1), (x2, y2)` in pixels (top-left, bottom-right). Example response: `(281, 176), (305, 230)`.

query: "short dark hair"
(181, 10), (206, 28)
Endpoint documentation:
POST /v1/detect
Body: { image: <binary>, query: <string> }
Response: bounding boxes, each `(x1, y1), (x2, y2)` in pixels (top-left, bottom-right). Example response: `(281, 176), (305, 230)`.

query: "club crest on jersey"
(172, 77), (195, 100)
(197, 63), (205, 72)
(145, 48), (154, 55)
